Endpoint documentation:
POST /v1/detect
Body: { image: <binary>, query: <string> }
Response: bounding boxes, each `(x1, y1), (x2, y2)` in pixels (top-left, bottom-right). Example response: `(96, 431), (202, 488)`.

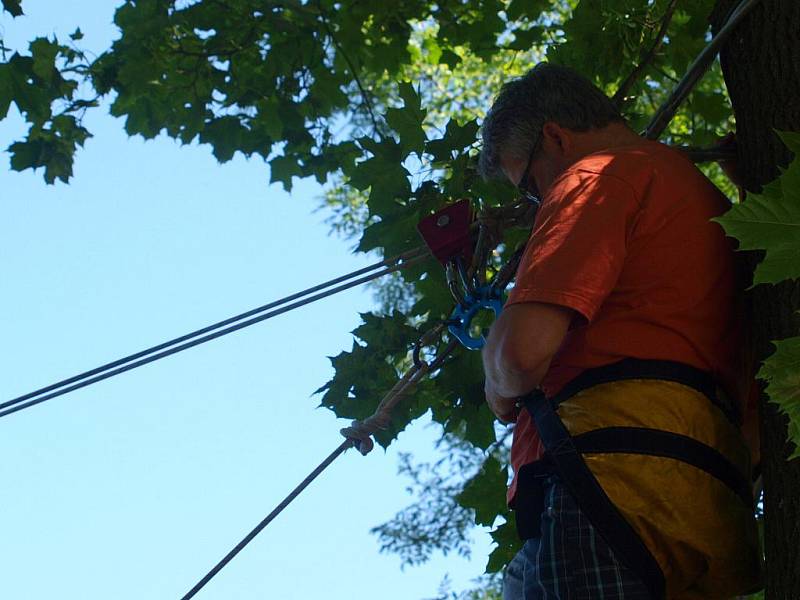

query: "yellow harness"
(516, 360), (761, 599)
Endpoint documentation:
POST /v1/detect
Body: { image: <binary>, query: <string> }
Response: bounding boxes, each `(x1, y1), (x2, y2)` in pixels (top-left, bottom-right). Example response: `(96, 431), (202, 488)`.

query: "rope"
(341, 325), (460, 454)
(339, 362), (431, 455)
(180, 334), (458, 598)
(180, 439), (354, 600)
(0, 246), (429, 419)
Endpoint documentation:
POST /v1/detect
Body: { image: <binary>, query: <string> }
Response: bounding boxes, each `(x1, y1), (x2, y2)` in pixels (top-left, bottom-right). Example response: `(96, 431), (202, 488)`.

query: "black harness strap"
(523, 391), (667, 600)
(572, 427), (753, 507)
(551, 357), (740, 426)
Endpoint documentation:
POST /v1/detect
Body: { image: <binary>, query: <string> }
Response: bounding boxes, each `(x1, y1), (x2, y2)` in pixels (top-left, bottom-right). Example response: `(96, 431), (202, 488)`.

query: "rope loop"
(340, 320), (461, 455)
(340, 363), (430, 455)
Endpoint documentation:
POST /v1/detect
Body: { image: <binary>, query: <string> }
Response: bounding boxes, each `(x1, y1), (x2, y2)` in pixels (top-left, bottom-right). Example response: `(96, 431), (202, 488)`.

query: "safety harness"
(514, 358), (752, 600)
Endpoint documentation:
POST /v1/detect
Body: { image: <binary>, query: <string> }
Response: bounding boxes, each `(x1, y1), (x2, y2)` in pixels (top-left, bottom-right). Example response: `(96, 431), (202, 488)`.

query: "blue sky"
(0, 3), (492, 599)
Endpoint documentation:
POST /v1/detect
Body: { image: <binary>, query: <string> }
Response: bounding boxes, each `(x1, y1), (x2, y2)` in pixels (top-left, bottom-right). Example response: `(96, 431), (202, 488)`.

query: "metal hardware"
(446, 285), (504, 350)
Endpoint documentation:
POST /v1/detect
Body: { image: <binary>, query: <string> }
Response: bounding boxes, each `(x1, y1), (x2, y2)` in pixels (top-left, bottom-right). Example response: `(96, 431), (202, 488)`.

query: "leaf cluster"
(372, 431), (519, 575)
(1, 35), (94, 182)
(370, 450), (477, 567)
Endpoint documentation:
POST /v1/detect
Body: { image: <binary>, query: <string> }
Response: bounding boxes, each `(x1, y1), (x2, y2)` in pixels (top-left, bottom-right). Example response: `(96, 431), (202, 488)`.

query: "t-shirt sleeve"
(506, 169), (641, 322)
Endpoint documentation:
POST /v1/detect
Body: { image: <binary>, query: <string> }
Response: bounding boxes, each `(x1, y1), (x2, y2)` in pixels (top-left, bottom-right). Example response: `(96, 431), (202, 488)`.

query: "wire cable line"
(645, 0), (763, 140)
(180, 331), (458, 599)
(181, 439), (354, 600)
(1, 246), (429, 419)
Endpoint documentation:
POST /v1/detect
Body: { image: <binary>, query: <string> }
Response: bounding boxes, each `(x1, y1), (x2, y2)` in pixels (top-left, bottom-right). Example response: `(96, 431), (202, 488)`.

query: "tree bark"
(710, 1), (800, 598)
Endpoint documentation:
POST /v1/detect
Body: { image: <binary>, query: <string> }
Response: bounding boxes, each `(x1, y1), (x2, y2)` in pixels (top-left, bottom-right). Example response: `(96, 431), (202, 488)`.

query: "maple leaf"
(714, 131), (800, 286)
(759, 337), (800, 459)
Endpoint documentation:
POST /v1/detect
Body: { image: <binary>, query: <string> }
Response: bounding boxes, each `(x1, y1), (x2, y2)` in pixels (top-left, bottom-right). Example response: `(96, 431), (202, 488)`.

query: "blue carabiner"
(447, 285), (504, 350)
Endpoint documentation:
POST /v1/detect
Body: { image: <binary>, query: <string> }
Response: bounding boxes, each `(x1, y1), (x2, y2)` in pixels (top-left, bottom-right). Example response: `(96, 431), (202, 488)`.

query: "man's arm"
(482, 302), (574, 421)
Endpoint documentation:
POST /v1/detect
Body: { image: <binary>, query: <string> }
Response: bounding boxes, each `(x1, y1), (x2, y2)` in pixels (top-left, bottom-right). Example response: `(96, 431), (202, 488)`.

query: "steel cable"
(644, 0), (763, 140)
(180, 336), (458, 599)
(1, 246), (429, 419)
(180, 439), (354, 600)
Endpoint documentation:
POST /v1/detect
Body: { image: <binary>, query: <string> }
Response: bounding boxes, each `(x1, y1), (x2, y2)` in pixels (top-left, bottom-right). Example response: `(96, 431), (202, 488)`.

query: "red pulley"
(416, 199), (475, 265)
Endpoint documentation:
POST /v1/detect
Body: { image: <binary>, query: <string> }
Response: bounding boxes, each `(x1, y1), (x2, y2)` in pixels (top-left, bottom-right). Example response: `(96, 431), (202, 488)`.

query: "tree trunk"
(710, 1), (800, 598)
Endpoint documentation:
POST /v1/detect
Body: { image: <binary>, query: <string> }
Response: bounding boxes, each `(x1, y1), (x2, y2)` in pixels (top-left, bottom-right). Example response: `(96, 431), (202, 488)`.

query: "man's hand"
(484, 378), (519, 422)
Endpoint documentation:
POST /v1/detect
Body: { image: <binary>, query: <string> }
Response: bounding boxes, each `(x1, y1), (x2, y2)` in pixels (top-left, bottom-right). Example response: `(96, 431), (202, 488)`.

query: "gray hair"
(479, 63), (624, 180)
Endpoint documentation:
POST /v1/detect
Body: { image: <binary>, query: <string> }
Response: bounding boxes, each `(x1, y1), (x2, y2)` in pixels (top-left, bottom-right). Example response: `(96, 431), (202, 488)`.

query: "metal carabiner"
(445, 261), (468, 308)
(446, 285), (504, 350)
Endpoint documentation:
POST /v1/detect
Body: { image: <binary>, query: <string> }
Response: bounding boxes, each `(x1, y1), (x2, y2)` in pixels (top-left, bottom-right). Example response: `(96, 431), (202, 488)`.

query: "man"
(479, 63), (761, 599)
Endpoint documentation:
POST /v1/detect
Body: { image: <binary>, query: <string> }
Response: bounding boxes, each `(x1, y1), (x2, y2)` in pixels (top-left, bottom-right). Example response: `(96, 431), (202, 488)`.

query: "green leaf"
(7, 53), (52, 123)
(357, 208), (420, 256)
(269, 155), (303, 192)
(486, 516), (521, 573)
(69, 28), (84, 41)
(463, 402), (498, 448)
(2, 0), (22, 17)
(309, 68), (348, 116)
(507, 26), (544, 51)
(546, 0), (653, 86)
(411, 267), (453, 319)
(714, 131), (800, 286)
(441, 153), (470, 197)
(430, 349), (497, 449)
(9, 135), (73, 184)
(439, 48), (461, 68)
(385, 107), (426, 155)
(29, 37), (59, 85)
(52, 113), (91, 146)
(251, 97), (283, 141)
(0, 63), (13, 119)
(316, 312), (424, 448)
(421, 35), (442, 64)
(506, 0), (549, 22)
(425, 118), (479, 162)
(398, 81), (424, 120)
(122, 96), (164, 138)
(353, 311), (420, 351)
(758, 337), (800, 459)
(346, 138), (412, 215)
(457, 455), (508, 526)
(8, 138), (44, 171)
(691, 90), (729, 125)
(199, 116), (246, 162)
(779, 130), (800, 154)
(385, 81), (427, 155)
(42, 151), (72, 184)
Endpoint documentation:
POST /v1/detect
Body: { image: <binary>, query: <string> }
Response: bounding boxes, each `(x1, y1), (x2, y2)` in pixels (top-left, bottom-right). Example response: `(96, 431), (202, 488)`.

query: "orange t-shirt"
(505, 139), (746, 503)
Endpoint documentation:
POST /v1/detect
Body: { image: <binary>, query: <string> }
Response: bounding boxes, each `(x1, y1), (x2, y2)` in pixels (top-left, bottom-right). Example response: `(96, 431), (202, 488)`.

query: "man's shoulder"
(569, 139), (690, 182)
(559, 139), (719, 208)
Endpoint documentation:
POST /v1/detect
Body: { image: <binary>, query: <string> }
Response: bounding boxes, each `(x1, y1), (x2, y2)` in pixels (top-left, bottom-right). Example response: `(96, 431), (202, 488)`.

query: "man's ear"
(541, 122), (571, 155)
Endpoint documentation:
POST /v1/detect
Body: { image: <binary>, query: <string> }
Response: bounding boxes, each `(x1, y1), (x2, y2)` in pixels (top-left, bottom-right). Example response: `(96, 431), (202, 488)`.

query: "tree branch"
(316, 1), (380, 134)
(612, 0), (679, 108)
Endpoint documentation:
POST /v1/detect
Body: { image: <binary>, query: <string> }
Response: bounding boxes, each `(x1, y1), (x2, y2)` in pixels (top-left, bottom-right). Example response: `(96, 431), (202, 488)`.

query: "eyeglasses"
(517, 142), (540, 204)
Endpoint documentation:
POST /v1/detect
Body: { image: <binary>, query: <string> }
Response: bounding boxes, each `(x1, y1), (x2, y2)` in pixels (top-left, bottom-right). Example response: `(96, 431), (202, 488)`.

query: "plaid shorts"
(503, 475), (652, 600)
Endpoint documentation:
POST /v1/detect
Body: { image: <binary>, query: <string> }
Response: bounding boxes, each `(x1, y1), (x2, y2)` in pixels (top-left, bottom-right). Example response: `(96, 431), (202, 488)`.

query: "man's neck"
(568, 122), (643, 162)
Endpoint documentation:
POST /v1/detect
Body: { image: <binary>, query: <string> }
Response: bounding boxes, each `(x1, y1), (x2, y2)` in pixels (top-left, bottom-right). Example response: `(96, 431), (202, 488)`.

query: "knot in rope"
(340, 361), (431, 455)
